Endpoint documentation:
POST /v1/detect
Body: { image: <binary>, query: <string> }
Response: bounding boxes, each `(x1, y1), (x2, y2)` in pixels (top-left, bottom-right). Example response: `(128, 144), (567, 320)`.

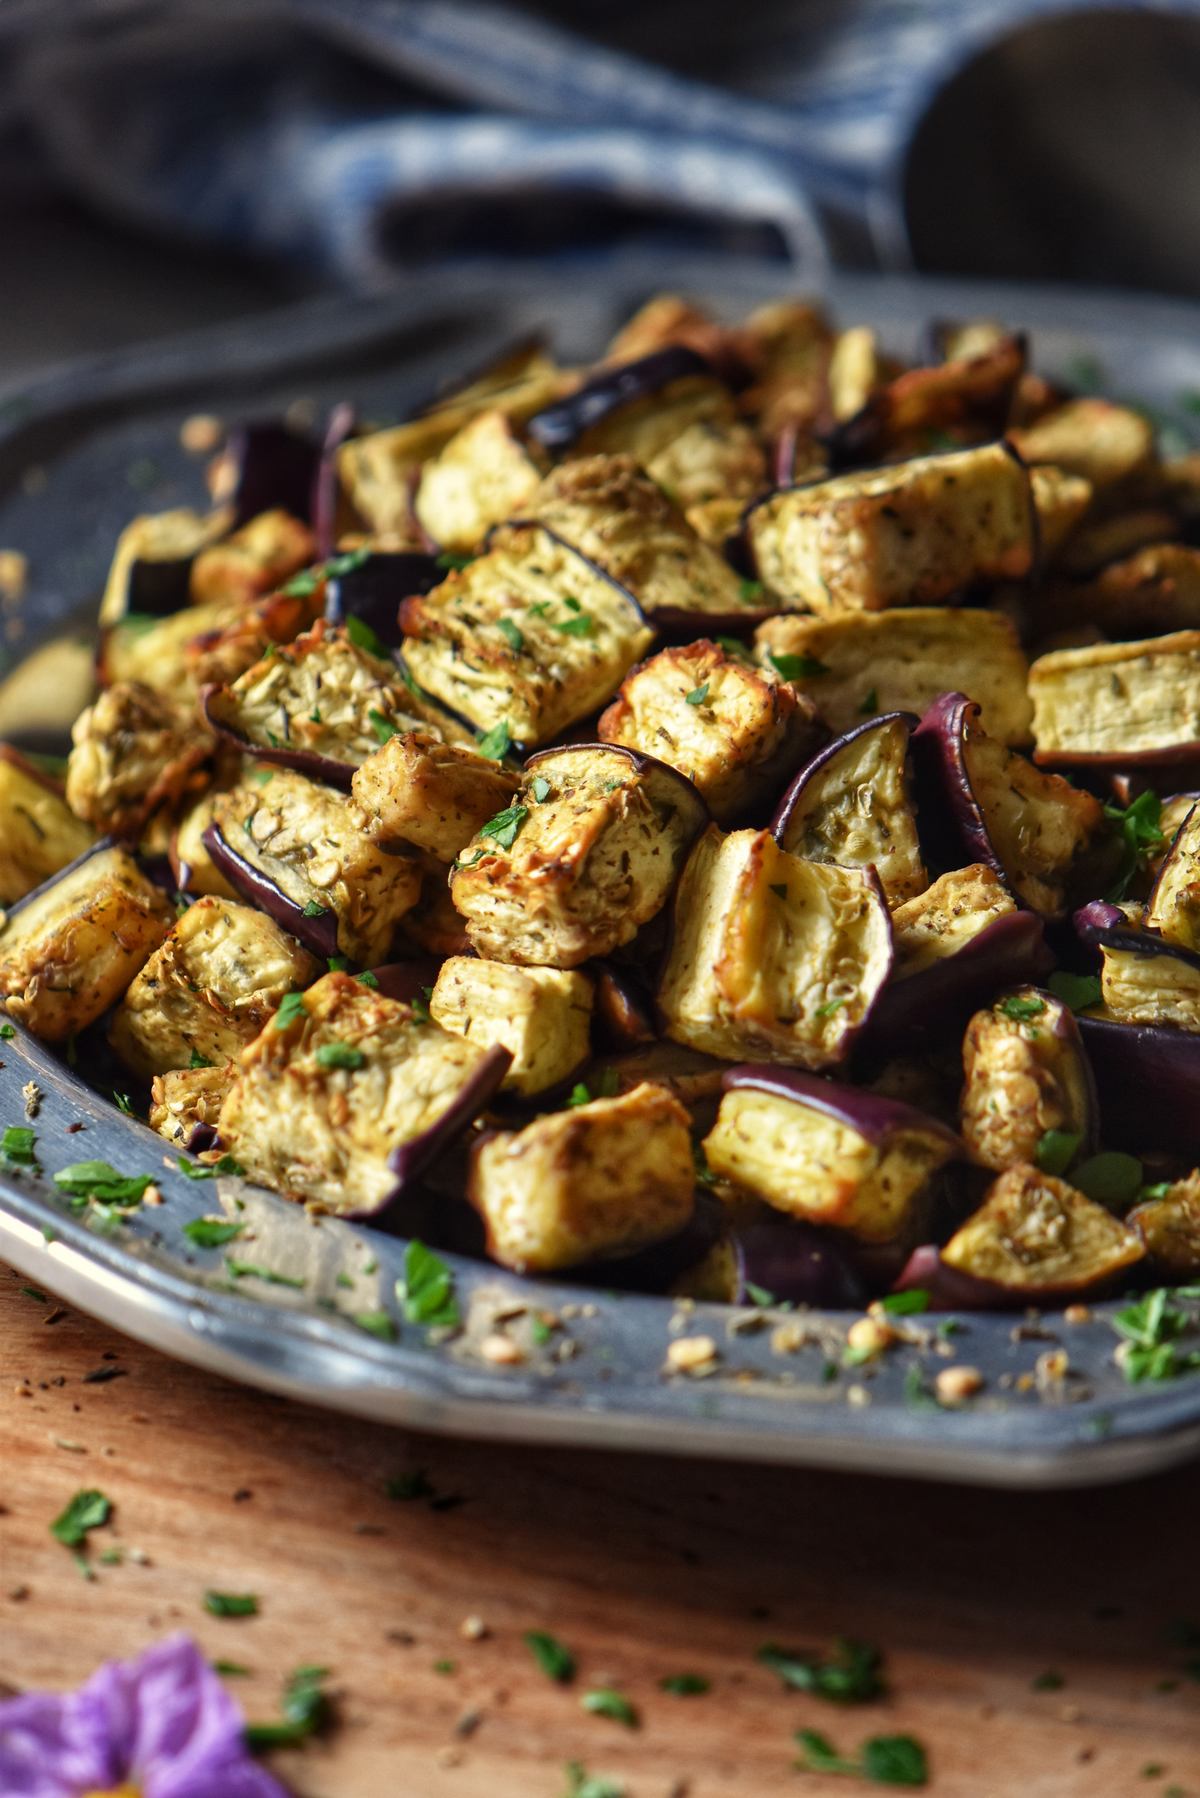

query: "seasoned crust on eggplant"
(210, 769), (423, 965)
(66, 681), (212, 838)
(889, 864), (1015, 978)
(190, 508), (316, 606)
(351, 731), (520, 860)
(597, 639), (820, 824)
(1029, 631), (1200, 764)
(645, 418), (767, 511)
(532, 454), (749, 620)
(0, 750), (94, 906)
(960, 988), (1094, 1172)
(400, 523), (654, 745)
(754, 606), (1033, 744)
(1009, 397), (1156, 492)
(450, 745), (705, 967)
(1146, 801), (1200, 950)
(0, 844), (174, 1042)
(941, 1163), (1145, 1295)
(657, 826), (893, 1068)
(745, 441), (1034, 614)
(109, 895), (321, 1082)
(101, 586), (323, 705)
(1097, 932), (1200, 1032)
(430, 956), (593, 1097)
(1129, 1174), (1200, 1277)
(413, 408), (545, 555)
(149, 1062), (236, 1148)
(218, 970), (509, 1217)
(772, 714), (926, 906)
(468, 1080), (695, 1272)
(831, 331), (1025, 462)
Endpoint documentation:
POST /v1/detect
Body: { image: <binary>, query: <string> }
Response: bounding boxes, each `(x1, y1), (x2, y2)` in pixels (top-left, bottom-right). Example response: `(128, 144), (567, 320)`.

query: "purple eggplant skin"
(373, 1042), (513, 1220)
(1077, 1013), (1200, 1157)
(769, 710), (920, 849)
(523, 741), (710, 842)
(721, 1064), (962, 1157)
(200, 684), (364, 793)
(649, 597), (779, 639)
(910, 691), (999, 879)
(120, 555), (198, 620)
(368, 959), (445, 1004)
(731, 1216), (867, 1309)
(1074, 899), (1200, 971)
(322, 550), (442, 646)
(526, 345), (715, 454)
(863, 910), (1055, 1053)
(592, 962), (657, 1051)
(225, 420), (320, 526)
(891, 1243), (1011, 1311)
(201, 821), (341, 961)
(2, 835), (127, 923)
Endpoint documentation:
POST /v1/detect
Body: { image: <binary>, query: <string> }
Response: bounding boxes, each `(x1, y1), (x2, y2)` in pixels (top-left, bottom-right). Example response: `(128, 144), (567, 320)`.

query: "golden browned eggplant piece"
(190, 508), (316, 606)
(0, 748), (94, 906)
(149, 1061), (236, 1149)
(1129, 1175), (1200, 1277)
(65, 680), (212, 839)
(1030, 631), (1200, 766)
(940, 1164), (1145, 1297)
(430, 956), (593, 1097)
(351, 731), (520, 861)
(959, 987), (1096, 1172)
(413, 409), (545, 555)
(1009, 397), (1156, 492)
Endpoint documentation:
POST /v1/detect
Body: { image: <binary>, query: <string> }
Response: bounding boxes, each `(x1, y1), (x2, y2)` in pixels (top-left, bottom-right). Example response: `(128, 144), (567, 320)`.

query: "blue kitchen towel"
(1, 0), (1198, 285)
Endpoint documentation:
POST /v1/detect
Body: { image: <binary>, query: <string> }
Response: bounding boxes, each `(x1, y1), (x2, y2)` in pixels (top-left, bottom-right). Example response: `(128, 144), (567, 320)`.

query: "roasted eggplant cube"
(739, 299), (833, 438)
(890, 864), (1016, 976)
(203, 621), (434, 783)
(1009, 398), (1156, 492)
(189, 509), (316, 606)
(351, 731), (520, 860)
(0, 843), (173, 1042)
(532, 455), (748, 623)
(1030, 632), (1200, 765)
(941, 1164), (1145, 1297)
(218, 970), (510, 1217)
(703, 1070), (958, 1243)
(1129, 1175), (1200, 1278)
(657, 827), (893, 1068)
(645, 419), (767, 511)
(960, 988), (1095, 1172)
(771, 713), (925, 906)
(430, 957), (593, 1097)
(1030, 465), (1094, 562)
(597, 640), (820, 824)
(413, 409), (545, 554)
(914, 692), (1102, 917)
(400, 524), (653, 745)
(450, 745), (706, 967)
(831, 332), (1025, 461)
(65, 680), (211, 839)
(171, 789), (242, 899)
(468, 1080), (694, 1272)
(149, 1062), (236, 1148)
(1146, 801), (1200, 949)
(109, 895), (321, 1081)
(208, 769), (423, 965)
(99, 506), (233, 627)
(1097, 933), (1200, 1032)
(745, 442), (1034, 614)
(754, 607), (1033, 745)
(0, 749), (94, 905)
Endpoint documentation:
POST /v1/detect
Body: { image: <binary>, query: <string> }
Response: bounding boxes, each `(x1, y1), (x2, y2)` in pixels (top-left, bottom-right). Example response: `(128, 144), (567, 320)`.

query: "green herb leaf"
(213, 1659), (252, 1677)
(525, 1630), (576, 1683)
(1072, 1150), (1143, 1210)
(368, 707), (399, 745)
(760, 1638), (884, 1705)
(189, 1049), (215, 1069)
(815, 997), (845, 1019)
(498, 617), (525, 651)
(553, 612), (594, 638)
(566, 1082), (592, 1108)
(401, 1240), (460, 1328)
(794, 1728), (858, 1776)
(859, 688), (879, 715)
(53, 1161), (151, 1207)
(739, 578), (765, 603)
(716, 636), (753, 661)
(315, 1041), (366, 1072)
(860, 1735), (929, 1786)
(433, 1658), (456, 1675)
(436, 552), (474, 572)
(301, 899), (330, 918)
(476, 720), (513, 763)
(1, 1125), (37, 1166)
(354, 1310), (397, 1342)
(0, 1022), (16, 1040)
(204, 1590), (259, 1618)
(183, 1217), (245, 1248)
(50, 1488), (111, 1548)
(1047, 970), (1103, 1012)
(660, 1672), (710, 1696)
(1034, 1129), (1082, 1176)
(878, 1290), (930, 1316)
(581, 1688), (639, 1728)
(562, 1763), (625, 1798)
(225, 1259), (306, 1290)
(282, 548), (370, 600)
(685, 683), (710, 707)
(1102, 790), (1166, 900)
(245, 1664), (333, 1750)
(273, 991), (308, 1030)
(531, 775), (552, 803)
(744, 1281), (776, 1308)
(770, 651), (829, 681)
(998, 994), (1046, 1023)
(480, 801), (529, 850)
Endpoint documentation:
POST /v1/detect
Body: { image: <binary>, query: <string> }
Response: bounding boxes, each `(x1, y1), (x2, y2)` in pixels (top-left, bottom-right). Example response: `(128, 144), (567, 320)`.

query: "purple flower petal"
(0, 1689), (117, 1797)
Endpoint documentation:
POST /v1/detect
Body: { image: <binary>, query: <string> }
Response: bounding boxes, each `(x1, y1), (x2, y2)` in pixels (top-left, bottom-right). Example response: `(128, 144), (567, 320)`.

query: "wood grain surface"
(1, 1264), (1197, 1797)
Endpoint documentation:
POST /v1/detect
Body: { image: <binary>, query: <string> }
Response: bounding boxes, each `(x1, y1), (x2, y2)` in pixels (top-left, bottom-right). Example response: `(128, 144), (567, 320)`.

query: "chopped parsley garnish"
(1113, 1289), (1200, 1382)
(815, 997), (845, 1019)
(565, 1068), (619, 1109)
(342, 609), (388, 657)
(739, 578), (765, 603)
(0, 1023), (14, 1039)
(498, 617), (525, 651)
(283, 548), (370, 599)
(53, 1161), (152, 1207)
(525, 1630), (576, 1683)
(759, 1638), (884, 1705)
(878, 1290), (930, 1316)
(433, 1658), (456, 1675)
(183, 1217), (245, 1248)
(356, 970), (380, 989)
(685, 683), (710, 706)
(553, 611), (594, 638)
(1103, 790), (1166, 900)
(328, 954), (349, 971)
(744, 1281), (776, 1308)
(1047, 970), (1102, 1013)
(660, 1672), (710, 1696)
(581, 1688), (639, 1728)
(859, 688), (879, 715)
(795, 1728), (928, 1786)
(1, 1125), (37, 1166)
(1072, 1150), (1143, 1210)
(693, 1142), (717, 1187)
(436, 552), (474, 572)
(189, 1049), (215, 1069)
(400, 1239), (460, 1328)
(455, 847), (486, 870)
(302, 899), (330, 918)
(476, 720), (512, 762)
(274, 991), (308, 1029)
(566, 1082), (592, 1108)
(998, 994), (1045, 1023)
(716, 636), (753, 661)
(1034, 1129), (1082, 1177)
(205, 1590), (260, 1618)
(770, 651), (829, 681)
(562, 1764), (624, 1798)
(51, 1488), (111, 1549)
(480, 801), (529, 850)
(225, 1259), (306, 1290)
(368, 707), (399, 745)
(315, 1041), (366, 1072)
(354, 1310), (397, 1342)
(531, 775), (552, 803)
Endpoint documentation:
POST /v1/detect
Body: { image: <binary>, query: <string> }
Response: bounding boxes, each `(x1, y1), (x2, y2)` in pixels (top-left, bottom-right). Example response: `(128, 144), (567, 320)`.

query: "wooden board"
(1, 1265), (1197, 1796)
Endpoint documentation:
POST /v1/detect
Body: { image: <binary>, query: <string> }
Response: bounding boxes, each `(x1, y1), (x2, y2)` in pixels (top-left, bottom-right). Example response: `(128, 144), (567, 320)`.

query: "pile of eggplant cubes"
(3, 291), (1200, 1314)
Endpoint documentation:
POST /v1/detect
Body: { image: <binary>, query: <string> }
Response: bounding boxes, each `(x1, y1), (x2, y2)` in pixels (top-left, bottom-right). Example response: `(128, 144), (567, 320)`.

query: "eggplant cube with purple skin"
(1129, 1174), (1200, 1278)
(109, 895), (321, 1082)
(207, 769), (423, 965)
(190, 507), (315, 606)
(771, 712), (925, 906)
(528, 349), (731, 462)
(413, 408), (546, 556)
(703, 1069), (959, 1243)
(657, 827), (893, 1068)
(350, 731), (520, 862)
(1145, 800), (1200, 951)
(597, 639), (820, 824)
(941, 1163), (1145, 1298)
(960, 987), (1095, 1173)
(66, 680), (213, 839)
(218, 970), (511, 1217)
(400, 524), (653, 746)
(99, 505), (232, 627)
(450, 745), (706, 968)
(202, 622), (442, 786)
(0, 842), (173, 1042)
(914, 692), (1102, 918)
(744, 441), (1035, 615)
(1029, 631), (1200, 766)
(531, 454), (750, 625)
(0, 748), (94, 906)
(149, 1061), (237, 1149)
(468, 1080), (695, 1272)
(1091, 915), (1200, 1032)
(430, 956), (593, 1098)
(753, 606), (1033, 745)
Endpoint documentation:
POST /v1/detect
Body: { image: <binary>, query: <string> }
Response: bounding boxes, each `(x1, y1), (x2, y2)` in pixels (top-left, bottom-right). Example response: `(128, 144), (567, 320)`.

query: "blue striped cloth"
(1, 0), (1197, 285)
